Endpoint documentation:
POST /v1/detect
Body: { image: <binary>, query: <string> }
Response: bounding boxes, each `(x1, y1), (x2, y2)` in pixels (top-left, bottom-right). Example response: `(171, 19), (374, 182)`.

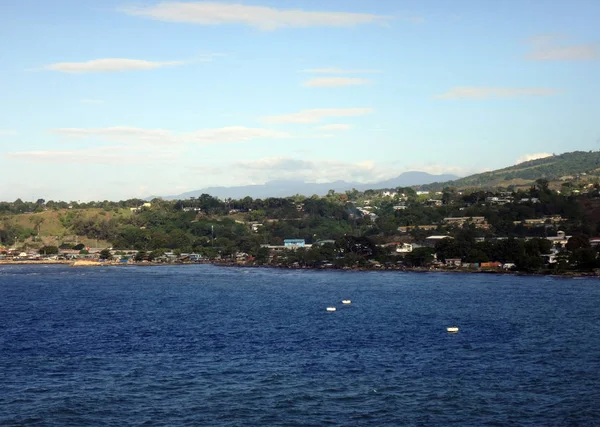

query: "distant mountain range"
(158, 171), (459, 200)
(150, 150), (600, 200)
(421, 150), (600, 191)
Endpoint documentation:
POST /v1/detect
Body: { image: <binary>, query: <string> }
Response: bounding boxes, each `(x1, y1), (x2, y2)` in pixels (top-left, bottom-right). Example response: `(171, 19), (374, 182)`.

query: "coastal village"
(1, 179), (599, 274)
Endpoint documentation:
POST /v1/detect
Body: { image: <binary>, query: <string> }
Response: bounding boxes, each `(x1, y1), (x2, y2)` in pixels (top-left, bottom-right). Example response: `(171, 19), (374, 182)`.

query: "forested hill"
(422, 151), (600, 190)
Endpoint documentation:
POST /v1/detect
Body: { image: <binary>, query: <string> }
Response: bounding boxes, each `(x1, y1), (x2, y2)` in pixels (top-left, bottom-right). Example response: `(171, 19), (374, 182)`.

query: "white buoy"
(341, 300), (351, 304)
(326, 307), (337, 312)
(447, 326), (459, 333)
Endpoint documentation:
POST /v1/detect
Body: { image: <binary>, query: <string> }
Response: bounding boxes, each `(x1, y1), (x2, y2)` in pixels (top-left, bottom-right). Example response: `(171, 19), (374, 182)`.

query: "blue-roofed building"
(284, 239), (306, 248)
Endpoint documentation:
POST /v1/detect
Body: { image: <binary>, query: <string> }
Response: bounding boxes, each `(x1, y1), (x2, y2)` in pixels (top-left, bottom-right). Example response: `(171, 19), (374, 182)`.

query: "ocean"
(1, 264), (599, 426)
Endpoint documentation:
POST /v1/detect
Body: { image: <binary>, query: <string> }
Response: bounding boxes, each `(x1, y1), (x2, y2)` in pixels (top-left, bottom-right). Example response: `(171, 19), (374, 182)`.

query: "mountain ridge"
(157, 171), (459, 200)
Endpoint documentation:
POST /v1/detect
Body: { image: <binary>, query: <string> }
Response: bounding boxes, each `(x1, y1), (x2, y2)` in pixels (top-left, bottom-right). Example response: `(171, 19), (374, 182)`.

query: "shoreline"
(1, 259), (597, 277)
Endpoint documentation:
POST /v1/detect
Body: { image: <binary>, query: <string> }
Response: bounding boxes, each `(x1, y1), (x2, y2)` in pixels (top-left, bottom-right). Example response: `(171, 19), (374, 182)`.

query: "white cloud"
(262, 108), (373, 124)
(316, 124), (351, 131)
(80, 99), (104, 104)
(301, 68), (381, 74)
(0, 129), (18, 136)
(123, 2), (391, 30)
(232, 157), (388, 183)
(44, 58), (185, 73)
(49, 125), (290, 145)
(525, 34), (599, 61)
(516, 152), (553, 164)
(304, 77), (371, 87)
(436, 87), (561, 99)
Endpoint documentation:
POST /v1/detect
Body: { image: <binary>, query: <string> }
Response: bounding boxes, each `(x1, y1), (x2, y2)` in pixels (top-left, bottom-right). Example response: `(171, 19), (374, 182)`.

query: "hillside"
(422, 151), (600, 190)
(1, 208), (127, 249)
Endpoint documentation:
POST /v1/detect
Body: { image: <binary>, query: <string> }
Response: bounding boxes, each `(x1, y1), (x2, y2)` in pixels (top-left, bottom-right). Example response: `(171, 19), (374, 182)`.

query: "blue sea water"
(1, 265), (599, 426)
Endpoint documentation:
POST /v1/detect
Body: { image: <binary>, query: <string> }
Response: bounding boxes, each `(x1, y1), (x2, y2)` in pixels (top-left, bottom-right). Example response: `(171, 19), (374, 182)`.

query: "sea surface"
(1, 265), (599, 426)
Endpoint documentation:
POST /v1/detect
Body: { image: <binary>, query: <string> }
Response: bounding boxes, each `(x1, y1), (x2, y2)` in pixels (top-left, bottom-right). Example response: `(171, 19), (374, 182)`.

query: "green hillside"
(422, 150), (600, 190)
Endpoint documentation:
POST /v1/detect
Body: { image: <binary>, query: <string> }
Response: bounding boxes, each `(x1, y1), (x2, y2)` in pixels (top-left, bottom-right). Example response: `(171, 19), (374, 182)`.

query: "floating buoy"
(326, 307), (337, 312)
(447, 326), (459, 333)
(341, 300), (351, 304)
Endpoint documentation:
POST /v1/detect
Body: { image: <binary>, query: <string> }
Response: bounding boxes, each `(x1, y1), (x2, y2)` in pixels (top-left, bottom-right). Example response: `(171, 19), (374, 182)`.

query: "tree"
(254, 246), (270, 264)
(99, 248), (112, 260)
(405, 247), (435, 267)
(535, 178), (550, 193)
(39, 245), (59, 255)
(335, 235), (376, 258)
(134, 250), (147, 262)
(569, 248), (597, 270)
(29, 216), (45, 235)
(148, 249), (164, 262)
(566, 235), (591, 251)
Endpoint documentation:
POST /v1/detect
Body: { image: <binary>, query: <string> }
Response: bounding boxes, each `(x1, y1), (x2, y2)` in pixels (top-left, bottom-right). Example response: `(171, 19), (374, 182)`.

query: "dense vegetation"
(2, 179), (600, 273)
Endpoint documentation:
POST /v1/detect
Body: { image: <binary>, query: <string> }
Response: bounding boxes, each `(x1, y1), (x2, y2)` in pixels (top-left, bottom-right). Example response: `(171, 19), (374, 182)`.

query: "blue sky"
(0, 0), (599, 201)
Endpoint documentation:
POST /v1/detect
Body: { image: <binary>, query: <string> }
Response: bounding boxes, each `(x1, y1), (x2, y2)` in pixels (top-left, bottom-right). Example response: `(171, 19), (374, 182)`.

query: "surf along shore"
(1, 258), (598, 277)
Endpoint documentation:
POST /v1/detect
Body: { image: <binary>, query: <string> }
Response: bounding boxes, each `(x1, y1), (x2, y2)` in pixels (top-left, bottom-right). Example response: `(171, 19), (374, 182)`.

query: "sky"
(0, 0), (599, 201)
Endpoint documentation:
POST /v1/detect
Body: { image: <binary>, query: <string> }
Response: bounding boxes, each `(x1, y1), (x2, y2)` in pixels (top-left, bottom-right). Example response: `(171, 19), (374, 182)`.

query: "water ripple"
(1, 265), (599, 426)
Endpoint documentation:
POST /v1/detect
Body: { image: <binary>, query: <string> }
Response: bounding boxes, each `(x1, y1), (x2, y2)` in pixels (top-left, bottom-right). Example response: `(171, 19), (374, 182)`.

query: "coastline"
(2, 259), (596, 277)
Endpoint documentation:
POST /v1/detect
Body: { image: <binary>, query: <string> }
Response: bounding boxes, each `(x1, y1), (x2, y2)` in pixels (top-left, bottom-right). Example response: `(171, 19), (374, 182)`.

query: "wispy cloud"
(231, 157), (388, 183)
(436, 87), (561, 99)
(516, 152), (553, 164)
(525, 34), (599, 61)
(43, 58), (185, 73)
(316, 124), (351, 131)
(301, 68), (381, 74)
(303, 77), (371, 87)
(262, 108), (373, 124)
(122, 2), (391, 30)
(80, 99), (104, 104)
(49, 126), (290, 145)
(5, 146), (178, 164)
(0, 129), (18, 136)
(221, 157), (469, 184)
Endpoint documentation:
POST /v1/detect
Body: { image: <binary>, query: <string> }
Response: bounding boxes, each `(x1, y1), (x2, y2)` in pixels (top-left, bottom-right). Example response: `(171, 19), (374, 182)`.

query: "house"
(481, 261), (502, 269)
(398, 225), (438, 233)
(130, 202), (152, 212)
(382, 191), (397, 197)
(393, 205), (407, 210)
(444, 216), (486, 225)
(396, 243), (413, 253)
(546, 231), (570, 248)
(443, 216), (490, 229)
(251, 223), (263, 232)
(445, 258), (462, 267)
(589, 238), (600, 247)
(382, 242), (413, 253)
(284, 239), (306, 248)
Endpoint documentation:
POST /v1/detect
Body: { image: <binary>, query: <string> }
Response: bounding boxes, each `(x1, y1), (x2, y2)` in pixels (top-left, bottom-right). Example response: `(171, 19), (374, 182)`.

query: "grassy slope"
(4, 208), (133, 248)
